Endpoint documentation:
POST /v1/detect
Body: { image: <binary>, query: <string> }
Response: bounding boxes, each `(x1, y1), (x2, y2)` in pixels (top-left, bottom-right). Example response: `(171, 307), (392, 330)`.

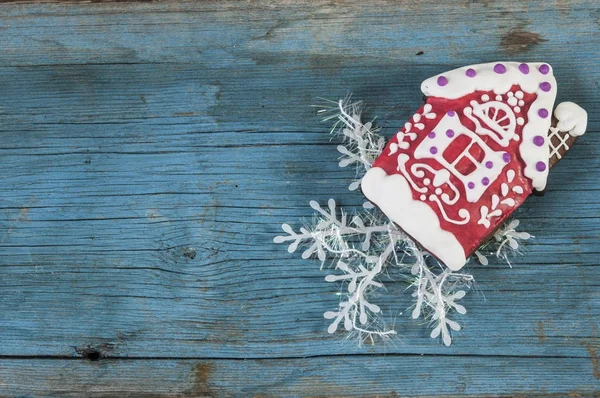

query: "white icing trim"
(362, 167), (466, 270)
(475, 168), (520, 230)
(548, 102), (587, 160)
(464, 100), (516, 147)
(410, 163), (460, 205)
(413, 113), (508, 203)
(421, 62), (557, 191)
(548, 127), (570, 160)
(554, 101), (587, 137)
(429, 195), (470, 225)
(397, 154), (427, 193)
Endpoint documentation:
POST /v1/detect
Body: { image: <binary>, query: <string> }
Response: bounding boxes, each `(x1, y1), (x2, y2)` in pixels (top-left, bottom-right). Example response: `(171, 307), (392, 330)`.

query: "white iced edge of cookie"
(421, 62), (557, 192)
(362, 167), (466, 271)
(554, 101), (587, 137)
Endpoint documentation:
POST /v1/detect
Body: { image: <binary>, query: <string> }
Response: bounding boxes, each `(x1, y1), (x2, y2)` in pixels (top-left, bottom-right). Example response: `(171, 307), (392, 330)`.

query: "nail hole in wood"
(82, 349), (101, 361)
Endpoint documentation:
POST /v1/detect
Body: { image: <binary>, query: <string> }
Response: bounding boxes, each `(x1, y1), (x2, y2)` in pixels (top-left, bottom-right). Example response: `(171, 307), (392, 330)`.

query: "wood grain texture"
(0, 0), (598, 396)
(1, 356), (599, 397)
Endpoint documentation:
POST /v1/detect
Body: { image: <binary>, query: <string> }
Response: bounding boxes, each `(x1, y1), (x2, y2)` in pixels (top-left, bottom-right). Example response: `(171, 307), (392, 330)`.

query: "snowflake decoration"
(275, 97), (531, 345)
(475, 219), (532, 267)
(275, 199), (403, 339)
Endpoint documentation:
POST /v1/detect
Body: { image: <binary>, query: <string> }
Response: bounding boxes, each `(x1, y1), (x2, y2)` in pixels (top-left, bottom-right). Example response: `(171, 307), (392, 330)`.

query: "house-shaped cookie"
(362, 62), (587, 270)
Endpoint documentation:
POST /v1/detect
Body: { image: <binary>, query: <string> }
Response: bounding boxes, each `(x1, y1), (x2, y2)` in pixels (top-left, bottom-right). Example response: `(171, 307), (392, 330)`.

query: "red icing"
(373, 86), (537, 258)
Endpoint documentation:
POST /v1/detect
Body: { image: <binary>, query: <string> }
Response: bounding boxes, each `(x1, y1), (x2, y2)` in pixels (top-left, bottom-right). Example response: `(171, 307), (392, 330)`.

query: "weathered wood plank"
(0, 0), (599, 395)
(1, 356), (599, 397)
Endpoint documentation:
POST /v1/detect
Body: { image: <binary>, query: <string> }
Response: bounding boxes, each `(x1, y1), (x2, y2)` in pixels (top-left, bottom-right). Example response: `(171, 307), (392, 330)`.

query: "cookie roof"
(421, 62), (557, 192)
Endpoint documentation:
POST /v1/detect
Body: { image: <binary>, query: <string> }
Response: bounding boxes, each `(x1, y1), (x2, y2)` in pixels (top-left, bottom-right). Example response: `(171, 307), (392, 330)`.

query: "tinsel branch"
(475, 219), (532, 267)
(408, 240), (471, 346)
(317, 97), (385, 208)
(275, 199), (406, 340)
(273, 199), (392, 263)
(324, 226), (403, 339)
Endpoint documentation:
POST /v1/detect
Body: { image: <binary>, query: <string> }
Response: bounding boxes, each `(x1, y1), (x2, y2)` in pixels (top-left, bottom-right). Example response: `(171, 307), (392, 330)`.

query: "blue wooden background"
(0, 1), (598, 396)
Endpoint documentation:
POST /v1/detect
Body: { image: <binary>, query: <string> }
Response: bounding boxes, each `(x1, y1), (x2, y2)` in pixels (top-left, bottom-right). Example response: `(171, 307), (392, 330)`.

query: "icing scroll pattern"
(477, 169), (521, 228)
(397, 156), (469, 226)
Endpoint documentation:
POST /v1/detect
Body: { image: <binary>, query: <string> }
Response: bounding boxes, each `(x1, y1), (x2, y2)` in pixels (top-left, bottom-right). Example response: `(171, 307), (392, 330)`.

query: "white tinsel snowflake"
(275, 97), (531, 346)
(475, 219), (533, 267)
(275, 199), (404, 340)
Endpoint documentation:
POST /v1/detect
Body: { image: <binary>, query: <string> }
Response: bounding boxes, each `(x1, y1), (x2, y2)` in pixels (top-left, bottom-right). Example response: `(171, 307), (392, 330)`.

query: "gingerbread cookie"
(361, 62), (587, 270)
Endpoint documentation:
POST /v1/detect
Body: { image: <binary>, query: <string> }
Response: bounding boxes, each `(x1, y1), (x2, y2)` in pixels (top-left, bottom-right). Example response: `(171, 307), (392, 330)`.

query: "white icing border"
(554, 101), (587, 137)
(421, 62), (557, 191)
(362, 167), (466, 270)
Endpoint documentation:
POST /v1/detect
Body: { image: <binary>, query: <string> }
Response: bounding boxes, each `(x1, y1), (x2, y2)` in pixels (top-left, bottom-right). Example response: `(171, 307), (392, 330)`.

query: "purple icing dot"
(430, 146), (438, 154)
(518, 63), (530, 74)
(465, 68), (476, 77)
(428, 131), (436, 139)
(533, 135), (545, 147)
(447, 110), (456, 116)
(485, 161), (493, 169)
(446, 129), (455, 138)
(494, 63), (506, 74)
(536, 161), (547, 172)
(467, 182), (475, 189)
(540, 82), (552, 92)
(538, 108), (549, 118)
(437, 76), (448, 86)
(539, 64), (550, 75)
(503, 153), (511, 163)
(482, 177), (490, 186)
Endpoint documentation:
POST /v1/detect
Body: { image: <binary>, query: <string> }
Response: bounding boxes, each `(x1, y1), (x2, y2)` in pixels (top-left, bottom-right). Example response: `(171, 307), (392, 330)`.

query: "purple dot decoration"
(533, 135), (545, 147)
(465, 68), (476, 77)
(538, 108), (549, 118)
(446, 129), (455, 138)
(494, 63), (506, 74)
(503, 153), (511, 163)
(485, 161), (493, 169)
(482, 177), (490, 186)
(536, 161), (547, 172)
(540, 82), (552, 92)
(437, 76), (448, 86)
(518, 63), (530, 74)
(447, 110), (456, 116)
(430, 146), (438, 155)
(467, 182), (475, 189)
(428, 131), (436, 139)
(539, 64), (550, 75)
